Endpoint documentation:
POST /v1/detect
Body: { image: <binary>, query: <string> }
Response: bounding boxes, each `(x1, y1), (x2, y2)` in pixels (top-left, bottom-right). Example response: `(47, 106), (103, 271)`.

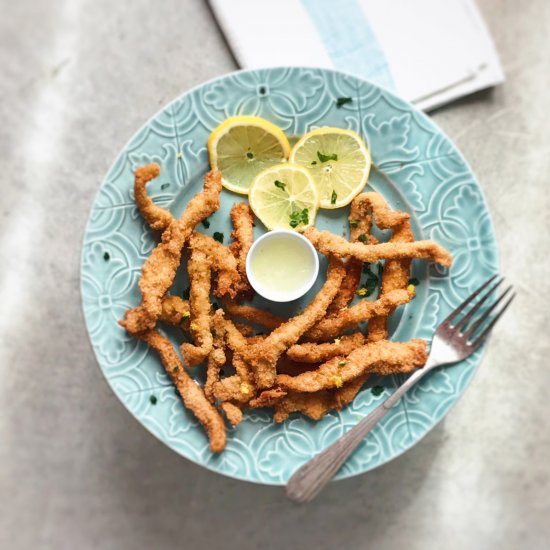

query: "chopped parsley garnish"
(182, 286), (190, 300)
(160, 183), (170, 190)
(409, 277), (420, 286)
(358, 233), (368, 243)
(103, 252), (110, 261)
(357, 264), (380, 297)
(246, 151), (254, 159)
(201, 218), (210, 229)
(213, 232), (224, 243)
(349, 220), (359, 228)
(311, 160), (317, 165)
(317, 151), (338, 163)
(149, 394), (158, 405)
(274, 180), (286, 191)
(336, 96), (353, 108)
(331, 190), (337, 204)
(371, 385), (384, 396)
(289, 208), (309, 228)
(338, 360), (347, 367)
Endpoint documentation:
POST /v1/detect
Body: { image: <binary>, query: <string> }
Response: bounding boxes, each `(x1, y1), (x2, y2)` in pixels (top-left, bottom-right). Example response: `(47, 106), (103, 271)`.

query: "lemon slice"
(248, 164), (319, 231)
(289, 127), (371, 209)
(208, 115), (291, 194)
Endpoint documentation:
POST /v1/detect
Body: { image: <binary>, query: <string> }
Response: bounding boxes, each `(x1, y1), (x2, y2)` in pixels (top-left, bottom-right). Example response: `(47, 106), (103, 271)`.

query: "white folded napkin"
(209, 0), (504, 111)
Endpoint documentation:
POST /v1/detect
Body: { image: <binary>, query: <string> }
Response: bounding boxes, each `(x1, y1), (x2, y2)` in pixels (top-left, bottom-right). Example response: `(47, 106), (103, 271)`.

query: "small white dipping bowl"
(246, 229), (319, 303)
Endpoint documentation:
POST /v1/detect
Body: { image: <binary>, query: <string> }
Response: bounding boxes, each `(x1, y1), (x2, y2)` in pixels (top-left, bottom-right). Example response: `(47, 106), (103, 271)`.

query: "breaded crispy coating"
(325, 258), (363, 317)
(190, 232), (240, 299)
(287, 332), (367, 363)
(305, 227), (452, 267)
(180, 244), (213, 367)
(277, 339), (428, 393)
(221, 301), (286, 331)
(305, 289), (412, 342)
(229, 202), (255, 296)
(204, 310), (227, 403)
(242, 257), (347, 389)
(121, 170), (222, 334)
(121, 162), (453, 450)
(220, 402), (243, 427)
(139, 329), (226, 452)
(159, 295), (190, 325)
(133, 163), (173, 231)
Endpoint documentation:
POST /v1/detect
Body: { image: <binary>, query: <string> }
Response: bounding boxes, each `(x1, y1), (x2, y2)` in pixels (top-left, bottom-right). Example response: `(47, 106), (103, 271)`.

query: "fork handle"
(286, 363), (433, 503)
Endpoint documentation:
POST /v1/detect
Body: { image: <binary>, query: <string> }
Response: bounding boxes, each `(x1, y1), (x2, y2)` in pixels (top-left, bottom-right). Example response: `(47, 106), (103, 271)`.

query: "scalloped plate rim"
(80, 66), (499, 485)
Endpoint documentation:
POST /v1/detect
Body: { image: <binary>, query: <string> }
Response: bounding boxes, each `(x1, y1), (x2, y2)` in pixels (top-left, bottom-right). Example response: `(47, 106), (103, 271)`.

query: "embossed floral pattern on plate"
(80, 67), (498, 485)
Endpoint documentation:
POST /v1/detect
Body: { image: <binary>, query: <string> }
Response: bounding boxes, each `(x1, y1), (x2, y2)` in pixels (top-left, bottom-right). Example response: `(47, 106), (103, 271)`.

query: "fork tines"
(442, 275), (515, 349)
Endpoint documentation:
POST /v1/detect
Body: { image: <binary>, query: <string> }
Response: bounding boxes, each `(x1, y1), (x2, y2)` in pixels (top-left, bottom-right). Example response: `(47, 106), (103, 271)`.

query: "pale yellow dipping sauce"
(251, 236), (315, 295)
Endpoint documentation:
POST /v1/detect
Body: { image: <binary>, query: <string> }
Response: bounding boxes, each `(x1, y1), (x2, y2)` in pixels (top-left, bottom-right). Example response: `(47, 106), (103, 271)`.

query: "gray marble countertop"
(1, 1), (549, 548)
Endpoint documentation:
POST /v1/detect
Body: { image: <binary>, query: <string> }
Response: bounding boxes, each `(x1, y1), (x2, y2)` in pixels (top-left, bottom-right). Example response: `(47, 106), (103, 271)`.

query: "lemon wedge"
(289, 127), (371, 208)
(208, 116), (291, 194)
(248, 164), (319, 231)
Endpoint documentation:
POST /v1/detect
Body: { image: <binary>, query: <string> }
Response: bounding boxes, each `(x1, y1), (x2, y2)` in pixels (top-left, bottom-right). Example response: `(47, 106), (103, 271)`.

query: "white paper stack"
(209, 0), (504, 111)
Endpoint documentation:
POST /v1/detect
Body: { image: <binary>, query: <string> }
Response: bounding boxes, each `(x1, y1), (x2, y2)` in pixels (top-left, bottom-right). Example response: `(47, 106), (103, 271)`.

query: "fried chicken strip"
(180, 245), (213, 367)
(229, 202), (255, 296)
(274, 193), (413, 418)
(251, 377), (367, 422)
(324, 195), (385, 319)
(190, 232), (240, 299)
(221, 301), (286, 331)
(305, 227), (452, 267)
(325, 193), (414, 404)
(208, 312), (256, 405)
(273, 390), (334, 421)
(204, 310), (227, 403)
(305, 288), (412, 342)
(277, 339), (427, 393)
(121, 169), (222, 334)
(325, 258), (363, 317)
(286, 332), (367, 363)
(133, 163), (173, 231)
(243, 257), (347, 389)
(216, 355), (315, 413)
(249, 388), (287, 409)
(236, 323), (255, 337)
(368, 203), (414, 342)
(139, 329), (226, 452)
(219, 402), (243, 427)
(276, 356), (319, 376)
(159, 295), (190, 325)
(213, 374), (252, 404)
(351, 192), (410, 231)
(349, 193), (376, 243)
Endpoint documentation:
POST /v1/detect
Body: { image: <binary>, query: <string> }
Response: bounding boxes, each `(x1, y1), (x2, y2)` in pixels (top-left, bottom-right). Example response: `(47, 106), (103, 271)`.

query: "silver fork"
(286, 275), (515, 503)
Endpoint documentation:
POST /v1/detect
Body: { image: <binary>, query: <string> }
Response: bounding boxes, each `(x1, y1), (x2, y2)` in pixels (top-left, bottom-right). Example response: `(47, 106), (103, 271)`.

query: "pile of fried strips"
(120, 164), (452, 452)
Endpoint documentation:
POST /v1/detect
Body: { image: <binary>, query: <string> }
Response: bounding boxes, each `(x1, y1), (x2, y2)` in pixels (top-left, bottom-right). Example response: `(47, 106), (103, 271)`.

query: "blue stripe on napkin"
(300, 0), (395, 90)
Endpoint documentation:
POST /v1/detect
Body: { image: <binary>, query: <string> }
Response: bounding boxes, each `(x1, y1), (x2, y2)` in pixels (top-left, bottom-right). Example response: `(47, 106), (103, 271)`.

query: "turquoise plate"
(80, 67), (498, 484)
